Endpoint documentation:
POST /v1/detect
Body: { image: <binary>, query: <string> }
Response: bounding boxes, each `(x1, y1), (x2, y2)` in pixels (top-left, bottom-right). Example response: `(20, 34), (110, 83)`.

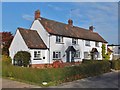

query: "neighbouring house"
(108, 44), (120, 60)
(9, 10), (108, 68)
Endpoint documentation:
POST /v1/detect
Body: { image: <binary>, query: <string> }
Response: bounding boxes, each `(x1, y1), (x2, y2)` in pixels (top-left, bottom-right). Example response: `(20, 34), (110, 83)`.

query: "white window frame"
(84, 52), (90, 59)
(75, 51), (80, 58)
(34, 51), (42, 60)
(72, 38), (78, 45)
(95, 42), (99, 47)
(56, 36), (63, 43)
(53, 51), (61, 59)
(85, 40), (90, 46)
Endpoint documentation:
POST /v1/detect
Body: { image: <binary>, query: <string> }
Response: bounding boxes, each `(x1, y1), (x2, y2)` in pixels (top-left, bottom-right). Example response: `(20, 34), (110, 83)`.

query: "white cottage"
(9, 10), (108, 67)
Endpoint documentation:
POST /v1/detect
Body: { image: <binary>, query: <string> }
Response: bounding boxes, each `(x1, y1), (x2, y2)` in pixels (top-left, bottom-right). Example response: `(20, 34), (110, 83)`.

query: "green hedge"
(110, 60), (120, 70)
(2, 60), (111, 86)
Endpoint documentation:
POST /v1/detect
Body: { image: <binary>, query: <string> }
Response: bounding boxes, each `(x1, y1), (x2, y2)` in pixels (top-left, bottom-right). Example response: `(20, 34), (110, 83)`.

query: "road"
(2, 71), (120, 88)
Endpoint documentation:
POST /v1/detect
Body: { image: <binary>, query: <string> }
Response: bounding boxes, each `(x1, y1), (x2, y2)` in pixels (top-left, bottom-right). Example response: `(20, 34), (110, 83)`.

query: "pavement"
(2, 71), (120, 88)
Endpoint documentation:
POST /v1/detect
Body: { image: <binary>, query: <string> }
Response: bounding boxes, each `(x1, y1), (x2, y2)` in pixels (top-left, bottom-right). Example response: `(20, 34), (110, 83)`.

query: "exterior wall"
(49, 35), (103, 63)
(30, 20), (49, 48)
(29, 49), (49, 64)
(108, 45), (120, 60)
(9, 29), (29, 64)
(83, 40), (103, 60)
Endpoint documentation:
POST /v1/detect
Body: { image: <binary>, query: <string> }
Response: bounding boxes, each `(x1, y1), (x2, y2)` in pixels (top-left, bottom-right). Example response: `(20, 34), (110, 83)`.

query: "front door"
(71, 51), (75, 62)
(66, 51), (75, 62)
(66, 52), (70, 62)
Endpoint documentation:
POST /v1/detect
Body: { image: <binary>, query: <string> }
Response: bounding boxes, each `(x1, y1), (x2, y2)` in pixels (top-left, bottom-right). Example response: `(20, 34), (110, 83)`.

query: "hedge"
(110, 60), (120, 70)
(2, 60), (111, 86)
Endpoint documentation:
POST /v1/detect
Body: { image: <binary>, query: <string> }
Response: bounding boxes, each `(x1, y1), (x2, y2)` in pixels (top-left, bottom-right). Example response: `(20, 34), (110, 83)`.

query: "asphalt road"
(2, 71), (120, 88)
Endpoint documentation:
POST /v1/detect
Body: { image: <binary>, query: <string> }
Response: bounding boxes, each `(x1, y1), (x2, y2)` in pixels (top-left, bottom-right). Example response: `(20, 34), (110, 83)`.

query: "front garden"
(2, 55), (120, 87)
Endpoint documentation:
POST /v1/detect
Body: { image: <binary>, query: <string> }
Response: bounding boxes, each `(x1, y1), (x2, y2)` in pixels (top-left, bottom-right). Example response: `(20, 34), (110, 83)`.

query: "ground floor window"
(84, 52), (89, 59)
(53, 51), (61, 59)
(34, 51), (41, 60)
(75, 51), (80, 58)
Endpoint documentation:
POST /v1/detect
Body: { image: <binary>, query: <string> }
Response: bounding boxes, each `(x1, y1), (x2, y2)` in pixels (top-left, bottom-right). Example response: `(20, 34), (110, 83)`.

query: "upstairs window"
(95, 42), (99, 47)
(85, 40), (90, 46)
(34, 51), (41, 60)
(53, 51), (61, 59)
(72, 38), (78, 45)
(56, 36), (63, 43)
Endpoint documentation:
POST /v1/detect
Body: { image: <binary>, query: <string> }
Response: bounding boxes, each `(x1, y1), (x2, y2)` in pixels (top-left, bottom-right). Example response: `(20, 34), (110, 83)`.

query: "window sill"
(33, 58), (42, 60)
(85, 45), (91, 47)
(74, 57), (81, 59)
(53, 58), (61, 60)
(72, 44), (79, 45)
(56, 42), (64, 44)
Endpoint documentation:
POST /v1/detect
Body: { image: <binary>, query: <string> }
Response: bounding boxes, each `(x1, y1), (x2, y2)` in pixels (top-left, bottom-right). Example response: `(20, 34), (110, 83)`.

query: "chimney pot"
(89, 26), (94, 32)
(35, 10), (40, 20)
(68, 19), (73, 26)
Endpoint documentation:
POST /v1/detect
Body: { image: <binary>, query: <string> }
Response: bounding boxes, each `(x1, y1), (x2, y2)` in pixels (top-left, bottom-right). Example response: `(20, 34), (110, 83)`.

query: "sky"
(1, 2), (118, 44)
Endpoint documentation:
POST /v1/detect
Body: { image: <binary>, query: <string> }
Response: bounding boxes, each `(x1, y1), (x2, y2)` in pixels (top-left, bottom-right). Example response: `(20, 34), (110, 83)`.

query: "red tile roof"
(18, 28), (47, 49)
(39, 17), (107, 43)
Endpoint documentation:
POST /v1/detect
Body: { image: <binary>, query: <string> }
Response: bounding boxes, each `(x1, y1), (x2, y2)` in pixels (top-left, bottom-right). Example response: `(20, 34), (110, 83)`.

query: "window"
(84, 52), (89, 59)
(85, 40), (90, 46)
(56, 36), (63, 43)
(97, 52), (101, 58)
(53, 51), (61, 59)
(95, 42), (99, 47)
(75, 51), (80, 58)
(34, 51), (41, 60)
(72, 38), (78, 45)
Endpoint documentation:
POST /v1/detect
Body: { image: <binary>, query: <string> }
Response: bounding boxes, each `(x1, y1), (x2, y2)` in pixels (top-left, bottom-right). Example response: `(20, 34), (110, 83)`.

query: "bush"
(13, 51), (31, 67)
(2, 55), (11, 65)
(2, 60), (111, 86)
(110, 60), (120, 70)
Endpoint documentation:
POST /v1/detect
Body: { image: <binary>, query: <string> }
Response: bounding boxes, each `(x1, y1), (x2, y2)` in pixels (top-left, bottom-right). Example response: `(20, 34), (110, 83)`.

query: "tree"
(101, 44), (106, 59)
(2, 32), (14, 56)
(13, 51), (31, 67)
(101, 44), (111, 60)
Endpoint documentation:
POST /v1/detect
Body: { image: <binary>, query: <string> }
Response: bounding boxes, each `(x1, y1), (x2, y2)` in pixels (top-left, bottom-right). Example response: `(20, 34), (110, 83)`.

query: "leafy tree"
(13, 51), (31, 67)
(2, 32), (13, 56)
(101, 44), (111, 60)
(101, 44), (106, 59)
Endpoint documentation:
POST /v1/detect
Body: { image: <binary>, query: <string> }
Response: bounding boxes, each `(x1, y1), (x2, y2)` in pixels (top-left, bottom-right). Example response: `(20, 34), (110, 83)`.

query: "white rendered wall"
(30, 20), (49, 48)
(9, 29), (29, 64)
(29, 49), (49, 64)
(49, 35), (103, 63)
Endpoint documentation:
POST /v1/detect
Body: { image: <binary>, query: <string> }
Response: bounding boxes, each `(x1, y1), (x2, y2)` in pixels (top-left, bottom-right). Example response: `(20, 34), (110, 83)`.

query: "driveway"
(2, 71), (119, 88)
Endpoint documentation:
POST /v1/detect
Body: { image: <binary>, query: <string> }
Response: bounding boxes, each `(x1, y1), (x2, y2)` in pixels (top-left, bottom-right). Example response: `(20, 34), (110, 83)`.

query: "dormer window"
(85, 40), (90, 46)
(72, 38), (78, 45)
(56, 36), (63, 43)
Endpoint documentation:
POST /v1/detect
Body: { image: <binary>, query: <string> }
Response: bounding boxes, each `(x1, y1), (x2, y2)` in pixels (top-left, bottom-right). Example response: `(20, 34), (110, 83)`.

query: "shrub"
(13, 51), (31, 67)
(2, 55), (11, 65)
(53, 60), (64, 68)
(110, 60), (120, 70)
(2, 60), (111, 86)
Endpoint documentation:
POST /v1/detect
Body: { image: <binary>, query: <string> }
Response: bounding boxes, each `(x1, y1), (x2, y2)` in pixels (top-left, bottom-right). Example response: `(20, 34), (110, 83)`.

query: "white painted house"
(9, 10), (108, 67)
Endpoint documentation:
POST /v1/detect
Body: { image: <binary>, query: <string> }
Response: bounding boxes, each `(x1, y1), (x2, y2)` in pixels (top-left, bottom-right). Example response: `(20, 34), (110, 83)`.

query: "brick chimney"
(89, 26), (94, 32)
(35, 10), (40, 20)
(68, 19), (73, 26)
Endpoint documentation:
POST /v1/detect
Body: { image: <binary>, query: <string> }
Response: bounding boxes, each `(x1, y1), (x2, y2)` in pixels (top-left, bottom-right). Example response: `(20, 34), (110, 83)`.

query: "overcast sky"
(2, 2), (118, 44)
